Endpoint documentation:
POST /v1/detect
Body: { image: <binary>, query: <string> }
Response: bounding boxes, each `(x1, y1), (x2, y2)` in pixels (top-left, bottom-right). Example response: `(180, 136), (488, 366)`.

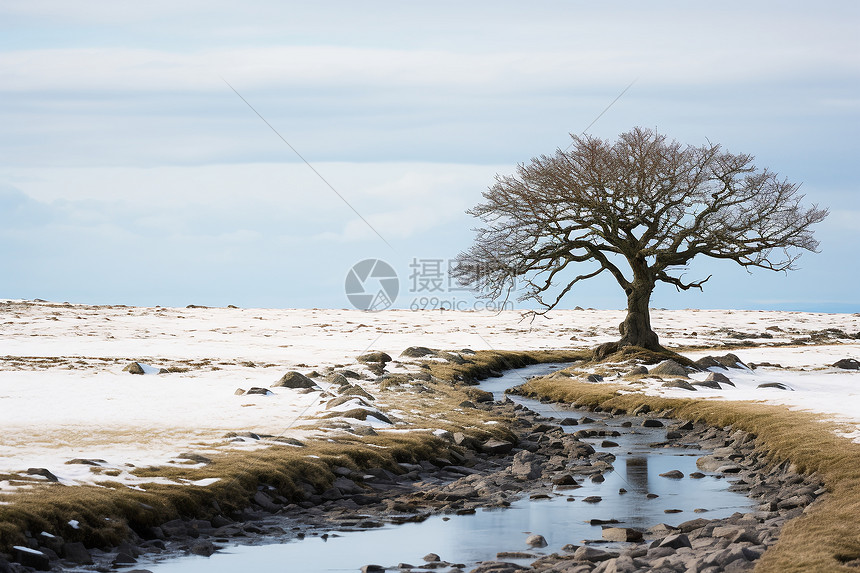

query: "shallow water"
(141, 363), (752, 573)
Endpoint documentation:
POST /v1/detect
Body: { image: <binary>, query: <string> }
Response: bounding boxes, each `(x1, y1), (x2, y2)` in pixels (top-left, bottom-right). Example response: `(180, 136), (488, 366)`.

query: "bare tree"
(453, 127), (828, 352)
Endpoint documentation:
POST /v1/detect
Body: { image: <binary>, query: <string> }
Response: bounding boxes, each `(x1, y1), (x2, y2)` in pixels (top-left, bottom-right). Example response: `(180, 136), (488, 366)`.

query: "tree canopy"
(453, 127), (828, 351)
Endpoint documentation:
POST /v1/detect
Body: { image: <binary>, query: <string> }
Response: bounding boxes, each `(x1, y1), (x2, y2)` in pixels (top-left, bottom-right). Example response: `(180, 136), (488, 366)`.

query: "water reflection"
(625, 456), (649, 494)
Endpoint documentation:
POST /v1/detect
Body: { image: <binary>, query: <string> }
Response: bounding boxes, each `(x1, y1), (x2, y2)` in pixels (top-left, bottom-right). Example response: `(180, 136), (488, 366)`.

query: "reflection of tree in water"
(626, 456), (649, 494)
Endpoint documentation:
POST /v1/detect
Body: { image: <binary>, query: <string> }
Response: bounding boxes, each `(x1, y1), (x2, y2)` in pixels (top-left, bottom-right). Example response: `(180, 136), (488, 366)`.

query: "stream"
(140, 363), (753, 573)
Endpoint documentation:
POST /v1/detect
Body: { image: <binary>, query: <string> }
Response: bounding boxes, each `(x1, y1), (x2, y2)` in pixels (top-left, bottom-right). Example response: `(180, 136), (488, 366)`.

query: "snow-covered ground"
(0, 300), (858, 490)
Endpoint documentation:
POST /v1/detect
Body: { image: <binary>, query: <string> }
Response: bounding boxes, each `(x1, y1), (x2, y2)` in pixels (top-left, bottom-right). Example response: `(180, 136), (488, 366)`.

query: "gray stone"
(650, 360), (689, 377)
(642, 419), (664, 428)
(757, 382), (792, 390)
(832, 358), (860, 370)
(271, 371), (316, 389)
(401, 346), (436, 358)
(602, 527), (643, 542)
(62, 542), (92, 565)
(662, 379), (697, 391)
(659, 470), (684, 479)
(25, 468), (58, 482)
(357, 352), (392, 363)
(124, 361), (145, 375)
(189, 540), (216, 557)
(244, 387), (272, 395)
(573, 545), (614, 562)
(705, 372), (734, 385)
(13, 547), (50, 571)
(481, 439), (514, 455)
(654, 533), (692, 549)
(526, 534), (548, 547)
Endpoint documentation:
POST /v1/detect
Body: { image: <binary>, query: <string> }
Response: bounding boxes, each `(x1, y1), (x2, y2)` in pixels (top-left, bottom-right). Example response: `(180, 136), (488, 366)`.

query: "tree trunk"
(618, 282), (660, 350)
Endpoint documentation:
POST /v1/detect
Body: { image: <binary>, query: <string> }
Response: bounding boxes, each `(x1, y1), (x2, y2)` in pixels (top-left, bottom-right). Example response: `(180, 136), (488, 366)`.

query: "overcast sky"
(1, 1), (858, 312)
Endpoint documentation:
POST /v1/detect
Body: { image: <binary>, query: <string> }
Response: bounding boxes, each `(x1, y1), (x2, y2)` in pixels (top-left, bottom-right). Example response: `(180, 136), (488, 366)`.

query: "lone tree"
(453, 127), (828, 352)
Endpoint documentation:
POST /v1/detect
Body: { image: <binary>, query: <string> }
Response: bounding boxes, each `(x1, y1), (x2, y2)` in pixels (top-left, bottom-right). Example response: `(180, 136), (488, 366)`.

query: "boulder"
(123, 361), (145, 375)
(189, 540), (216, 557)
(692, 380), (722, 389)
(626, 365), (649, 376)
(13, 547), (50, 571)
(586, 374), (604, 382)
(662, 379), (697, 391)
(481, 439), (514, 455)
(244, 387), (272, 395)
(26, 468), (59, 482)
(326, 373), (350, 386)
(573, 545), (614, 562)
(511, 451), (542, 480)
(602, 527), (643, 542)
(651, 360), (688, 377)
(654, 533), (692, 549)
(401, 346), (436, 358)
(61, 542), (92, 565)
(525, 534), (548, 548)
(659, 470), (684, 479)
(757, 382), (792, 390)
(705, 371), (734, 385)
(271, 371), (316, 389)
(642, 419), (664, 428)
(832, 358), (860, 370)
(357, 352), (392, 364)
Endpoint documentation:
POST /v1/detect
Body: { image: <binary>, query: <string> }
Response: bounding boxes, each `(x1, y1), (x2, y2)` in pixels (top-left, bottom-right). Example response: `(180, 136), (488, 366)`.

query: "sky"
(1, 1), (858, 313)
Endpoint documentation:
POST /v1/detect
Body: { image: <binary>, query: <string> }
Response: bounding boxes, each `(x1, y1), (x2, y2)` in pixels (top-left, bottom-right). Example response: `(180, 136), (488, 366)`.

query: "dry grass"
(516, 375), (860, 572)
(423, 349), (591, 384)
(0, 432), (452, 551)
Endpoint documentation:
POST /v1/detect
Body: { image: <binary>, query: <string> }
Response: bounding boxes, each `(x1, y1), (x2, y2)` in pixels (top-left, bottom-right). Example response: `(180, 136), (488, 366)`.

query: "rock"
(470, 562), (531, 572)
(271, 371), (316, 389)
(234, 388), (246, 395)
(602, 527), (643, 542)
(112, 551), (137, 566)
(833, 358), (860, 370)
(650, 360), (688, 377)
(601, 440), (619, 447)
(552, 474), (578, 486)
(13, 546), (50, 571)
(654, 533), (691, 549)
(458, 400), (477, 408)
(526, 534), (548, 547)
(326, 395), (371, 410)
(692, 380), (721, 390)
(360, 566), (385, 573)
(626, 365), (649, 376)
(582, 496), (602, 503)
(62, 542), (93, 565)
(659, 470), (684, 479)
(642, 419), (664, 428)
(26, 468), (59, 482)
(573, 545), (614, 562)
(662, 379), (697, 391)
(326, 373), (350, 386)
(559, 417), (578, 426)
(690, 472), (706, 479)
(177, 452), (212, 464)
(481, 439), (514, 455)
(586, 374), (604, 382)
(342, 384), (375, 400)
(757, 382), (792, 390)
(705, 372), (734, 385)
(401, 346), (436, 358)
(357, 352), (392, 364)
(677, 518), (711, 533)
(423, 553), (441, 562)
(511, 451), (543, 480)
(189, 540), (216, 556)
(124, 361), (146, 375)
(244, 387), (272, 395)
(666, 430), (683, 439)
(697, 353), (748, 370)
